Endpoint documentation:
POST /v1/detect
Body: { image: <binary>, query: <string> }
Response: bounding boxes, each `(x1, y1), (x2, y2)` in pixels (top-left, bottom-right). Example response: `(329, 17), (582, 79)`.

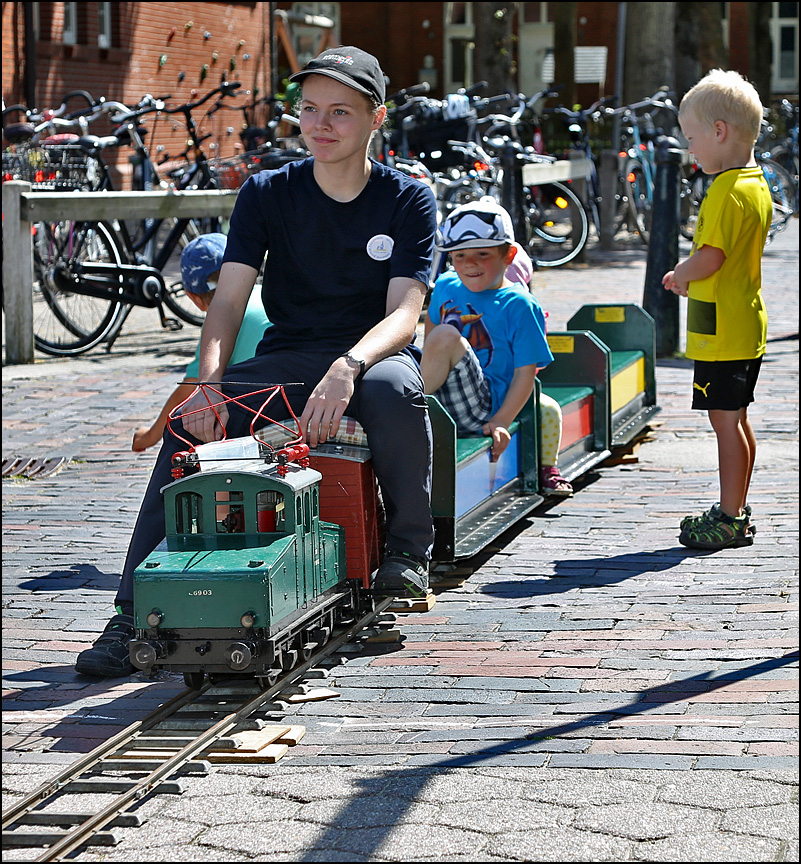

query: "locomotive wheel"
(281, 648), (298, 671)
(308, 626), (330, 652)
(183, 671), (205, 689)
(257, 670), (281, 690)
(296, 636), (315, 662)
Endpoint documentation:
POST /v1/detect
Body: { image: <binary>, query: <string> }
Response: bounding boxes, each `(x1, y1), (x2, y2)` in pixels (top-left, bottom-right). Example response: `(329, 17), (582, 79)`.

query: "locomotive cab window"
(216, 490), (245, 533)
(257, 490), (285, 533)
(175, 492), (203, 534)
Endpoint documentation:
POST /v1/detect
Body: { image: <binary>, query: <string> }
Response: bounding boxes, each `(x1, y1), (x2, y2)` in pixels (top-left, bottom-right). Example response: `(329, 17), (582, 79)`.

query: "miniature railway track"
(2, 597), (396, 862)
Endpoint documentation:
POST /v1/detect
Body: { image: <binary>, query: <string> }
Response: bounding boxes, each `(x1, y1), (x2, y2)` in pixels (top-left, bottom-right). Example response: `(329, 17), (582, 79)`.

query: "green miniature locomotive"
(129, 441), (357, 688)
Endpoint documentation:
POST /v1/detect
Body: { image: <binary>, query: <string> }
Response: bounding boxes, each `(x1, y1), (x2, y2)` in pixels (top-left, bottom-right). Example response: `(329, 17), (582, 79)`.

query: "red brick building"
(3, 2), (273, 185)
(3, 3), (798, 186)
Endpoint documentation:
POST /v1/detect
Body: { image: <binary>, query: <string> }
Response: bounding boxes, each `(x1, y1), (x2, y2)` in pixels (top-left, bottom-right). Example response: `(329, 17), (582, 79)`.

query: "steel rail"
(3, 596), (394, 862)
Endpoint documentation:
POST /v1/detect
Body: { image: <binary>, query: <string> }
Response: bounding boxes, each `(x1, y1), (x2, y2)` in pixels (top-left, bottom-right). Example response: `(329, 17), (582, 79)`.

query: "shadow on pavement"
(479, 546), (706, 599)
(297, 650), (799, 861)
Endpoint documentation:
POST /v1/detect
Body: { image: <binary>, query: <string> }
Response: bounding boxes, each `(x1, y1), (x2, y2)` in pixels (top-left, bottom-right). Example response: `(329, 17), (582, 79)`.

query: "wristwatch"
(340, 351), (366, 378)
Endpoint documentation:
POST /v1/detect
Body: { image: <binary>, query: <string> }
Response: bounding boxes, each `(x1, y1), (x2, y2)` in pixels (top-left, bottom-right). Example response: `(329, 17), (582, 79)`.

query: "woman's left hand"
(298, 357), (357, 447)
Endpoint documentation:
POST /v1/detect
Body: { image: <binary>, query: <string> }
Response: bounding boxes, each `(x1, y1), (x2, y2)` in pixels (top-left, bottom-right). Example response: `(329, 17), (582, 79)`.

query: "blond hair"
(679, 69), (764, 144)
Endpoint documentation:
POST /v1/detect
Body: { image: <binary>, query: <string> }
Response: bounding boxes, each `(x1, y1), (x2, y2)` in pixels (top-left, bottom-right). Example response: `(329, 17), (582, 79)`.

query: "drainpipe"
(23, 1), (37, 109)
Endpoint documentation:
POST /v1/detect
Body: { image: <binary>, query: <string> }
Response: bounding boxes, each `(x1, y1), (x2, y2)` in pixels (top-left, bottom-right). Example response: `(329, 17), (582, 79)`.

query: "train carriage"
(130, 304), (660, 686)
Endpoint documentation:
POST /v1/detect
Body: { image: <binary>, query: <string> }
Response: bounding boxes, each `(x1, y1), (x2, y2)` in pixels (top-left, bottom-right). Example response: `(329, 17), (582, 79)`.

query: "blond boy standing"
(662, 69), (772, 549)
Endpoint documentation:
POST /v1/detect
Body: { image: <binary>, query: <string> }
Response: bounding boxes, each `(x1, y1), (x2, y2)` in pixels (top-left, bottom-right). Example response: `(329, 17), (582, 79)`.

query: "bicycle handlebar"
(161, 81), (242, 116)
(387, 82), (431, 105)
(461, 81), (488, 98)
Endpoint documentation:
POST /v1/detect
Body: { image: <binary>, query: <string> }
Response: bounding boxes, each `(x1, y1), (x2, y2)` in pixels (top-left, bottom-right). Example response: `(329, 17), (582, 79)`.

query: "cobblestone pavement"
(3, 223), (798, 862)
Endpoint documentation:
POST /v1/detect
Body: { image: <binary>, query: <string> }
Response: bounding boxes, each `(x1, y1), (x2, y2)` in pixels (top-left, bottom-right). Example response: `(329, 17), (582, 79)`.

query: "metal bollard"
(500, 142), (526, 246)
(642, 136), (683, 357)
(598, 150), (620, 252)
(2, 181), (35, 365)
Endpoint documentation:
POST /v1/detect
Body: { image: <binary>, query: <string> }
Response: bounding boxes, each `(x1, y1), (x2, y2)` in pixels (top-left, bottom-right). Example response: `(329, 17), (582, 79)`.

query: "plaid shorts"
(433, 347), (493, 435)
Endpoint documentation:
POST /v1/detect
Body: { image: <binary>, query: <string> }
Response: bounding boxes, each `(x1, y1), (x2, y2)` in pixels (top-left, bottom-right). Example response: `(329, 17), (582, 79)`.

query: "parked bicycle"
(681, 110), (798, 246)
(472, 91), (590, 268)
(601, 90), (683, 246)
(7, 83), (245, 355)
(546, 96), (631, 241)
(766, 98), (798, 212)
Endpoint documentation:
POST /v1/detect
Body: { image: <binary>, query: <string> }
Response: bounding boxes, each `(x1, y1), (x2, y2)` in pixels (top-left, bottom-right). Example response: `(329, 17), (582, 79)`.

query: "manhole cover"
(1, 456), (70, 479)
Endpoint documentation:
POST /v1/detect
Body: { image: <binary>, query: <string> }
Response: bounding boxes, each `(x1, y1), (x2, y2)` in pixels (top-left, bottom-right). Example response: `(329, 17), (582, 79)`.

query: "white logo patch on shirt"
(366, 234), (394, 261)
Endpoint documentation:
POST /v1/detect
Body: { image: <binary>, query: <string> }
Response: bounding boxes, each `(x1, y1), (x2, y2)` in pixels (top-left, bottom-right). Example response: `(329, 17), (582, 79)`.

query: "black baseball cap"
(289, 46), (386, 104)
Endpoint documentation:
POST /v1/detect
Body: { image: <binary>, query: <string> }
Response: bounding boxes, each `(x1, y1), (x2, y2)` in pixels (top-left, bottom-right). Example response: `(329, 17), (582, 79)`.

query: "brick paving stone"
(3, 224), (797, 862)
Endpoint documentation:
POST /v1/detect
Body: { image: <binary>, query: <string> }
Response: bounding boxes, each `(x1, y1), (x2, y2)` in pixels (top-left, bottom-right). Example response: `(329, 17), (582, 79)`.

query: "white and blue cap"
(180, 233), (228, 294)
(436, 197), (515, 251)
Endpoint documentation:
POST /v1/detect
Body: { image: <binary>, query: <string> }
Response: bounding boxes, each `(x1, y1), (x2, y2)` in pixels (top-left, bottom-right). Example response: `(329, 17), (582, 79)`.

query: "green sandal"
(679, 508), (754, 550)
(681, 503), (755, 535)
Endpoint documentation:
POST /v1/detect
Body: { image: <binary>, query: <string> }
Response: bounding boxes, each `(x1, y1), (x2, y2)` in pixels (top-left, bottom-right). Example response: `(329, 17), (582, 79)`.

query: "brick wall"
(3, 2), (272, 187)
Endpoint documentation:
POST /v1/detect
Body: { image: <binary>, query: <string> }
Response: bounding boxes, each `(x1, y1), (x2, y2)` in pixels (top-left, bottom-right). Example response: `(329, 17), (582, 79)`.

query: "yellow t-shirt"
(686, 166), (772, 361)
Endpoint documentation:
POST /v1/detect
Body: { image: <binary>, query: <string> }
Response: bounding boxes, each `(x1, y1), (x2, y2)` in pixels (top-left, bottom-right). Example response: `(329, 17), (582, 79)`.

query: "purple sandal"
(541, 466), (573, 498)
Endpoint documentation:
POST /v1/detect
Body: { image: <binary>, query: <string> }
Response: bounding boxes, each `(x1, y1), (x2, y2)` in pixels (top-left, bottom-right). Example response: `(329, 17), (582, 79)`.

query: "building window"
(98, 1), (112, 49)
(290, 3), (340, 67)
(62, 1), (78, 45)
(522, 3), (551, 23)
(772, 1), (799, 92)
(446, 2), (470, 25)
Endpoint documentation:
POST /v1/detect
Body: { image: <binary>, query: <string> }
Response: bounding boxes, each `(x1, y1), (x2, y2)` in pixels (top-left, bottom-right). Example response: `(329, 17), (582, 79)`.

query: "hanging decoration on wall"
(167, 28), (176, 42)
(200, 64), (209, 82)
(212, 51), (219, 64)
(178, 71), (185, 83)
(204, 30), (212, 40)
(184, 21), (193, 31)
(159, 53), (168, 68)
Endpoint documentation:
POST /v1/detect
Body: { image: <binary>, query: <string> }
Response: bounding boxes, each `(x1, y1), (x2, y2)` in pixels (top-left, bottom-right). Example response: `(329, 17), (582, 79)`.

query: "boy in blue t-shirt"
(423, 200), (568, 491)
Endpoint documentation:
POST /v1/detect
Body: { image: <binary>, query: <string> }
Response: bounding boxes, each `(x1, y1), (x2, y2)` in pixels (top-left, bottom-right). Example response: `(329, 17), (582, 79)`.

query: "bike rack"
(2, 182), (238, 365)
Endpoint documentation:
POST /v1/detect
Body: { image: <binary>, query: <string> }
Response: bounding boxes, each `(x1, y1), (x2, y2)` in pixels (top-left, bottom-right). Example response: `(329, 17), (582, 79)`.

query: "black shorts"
(691, 357), (763, 411)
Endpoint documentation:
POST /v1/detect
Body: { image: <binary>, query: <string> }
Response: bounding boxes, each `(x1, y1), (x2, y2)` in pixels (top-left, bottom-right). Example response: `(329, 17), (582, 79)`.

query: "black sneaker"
(75, 613), (135, 677)
(373, 551), (429, 598)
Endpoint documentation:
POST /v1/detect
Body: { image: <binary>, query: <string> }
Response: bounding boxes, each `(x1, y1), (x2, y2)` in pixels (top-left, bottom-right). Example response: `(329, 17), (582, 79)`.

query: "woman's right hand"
(179, 386), (230, 442)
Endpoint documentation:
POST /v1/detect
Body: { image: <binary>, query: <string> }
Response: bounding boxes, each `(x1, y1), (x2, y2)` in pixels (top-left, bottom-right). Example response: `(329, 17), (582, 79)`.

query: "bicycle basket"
(2, 143), (96, 190)
(208, 147), (308, 188)
(402, 116), (478, 171)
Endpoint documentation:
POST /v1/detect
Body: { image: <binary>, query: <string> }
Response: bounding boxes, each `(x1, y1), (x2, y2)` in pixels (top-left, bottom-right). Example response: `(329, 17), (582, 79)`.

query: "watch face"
(343, 352), (364, 372)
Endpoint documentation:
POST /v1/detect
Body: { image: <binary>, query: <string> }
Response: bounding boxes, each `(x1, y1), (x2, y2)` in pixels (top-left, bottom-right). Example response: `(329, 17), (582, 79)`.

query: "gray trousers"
(116, 348), (433, 609)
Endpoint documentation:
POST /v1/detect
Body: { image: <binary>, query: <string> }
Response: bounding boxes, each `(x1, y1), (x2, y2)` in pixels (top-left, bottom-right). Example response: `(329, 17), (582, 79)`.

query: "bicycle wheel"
(625, 161), (652, 245)
(32, 220), (124, 355)
(437, 174), (489, 223)
(525, 181), (589, 268)
(679, 168), (710, 241)
(761, 157), (797, 242)
(158, 221), (206, 327)
(768, 145), (798, 207)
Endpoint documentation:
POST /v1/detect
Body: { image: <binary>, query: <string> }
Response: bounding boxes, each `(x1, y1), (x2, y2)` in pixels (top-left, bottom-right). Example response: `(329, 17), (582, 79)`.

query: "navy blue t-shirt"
(222, 157), (437, 353)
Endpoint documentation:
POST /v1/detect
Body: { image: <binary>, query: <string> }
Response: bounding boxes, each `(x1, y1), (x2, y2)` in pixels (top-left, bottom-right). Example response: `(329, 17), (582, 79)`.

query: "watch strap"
(340, 351), (365, 377)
